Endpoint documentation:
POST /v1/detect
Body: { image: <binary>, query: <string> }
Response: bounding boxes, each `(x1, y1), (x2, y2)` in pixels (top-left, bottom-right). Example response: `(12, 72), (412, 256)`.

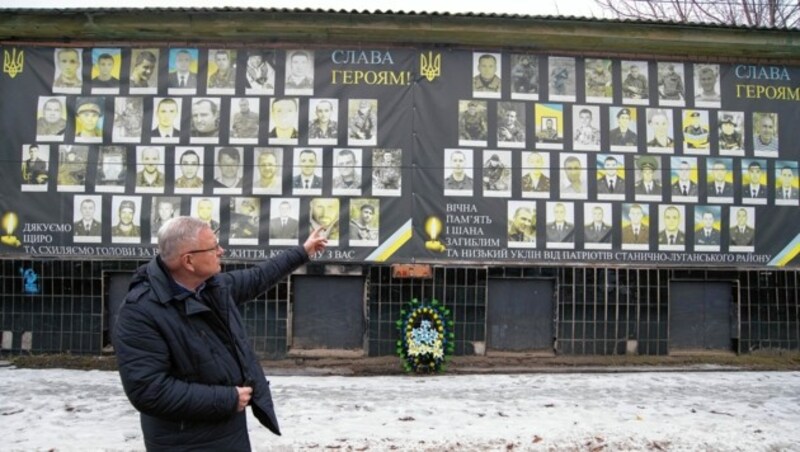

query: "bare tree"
(595, 0), (800, 28)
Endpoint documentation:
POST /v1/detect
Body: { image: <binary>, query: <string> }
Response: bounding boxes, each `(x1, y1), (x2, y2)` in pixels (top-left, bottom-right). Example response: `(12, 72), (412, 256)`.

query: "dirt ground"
(7, 350), (800, 375)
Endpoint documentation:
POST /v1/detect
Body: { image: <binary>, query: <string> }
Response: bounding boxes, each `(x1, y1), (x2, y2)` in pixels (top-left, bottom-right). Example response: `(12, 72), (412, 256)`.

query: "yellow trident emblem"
(420, 51), (441, 82)
(3, 48), (24, 79)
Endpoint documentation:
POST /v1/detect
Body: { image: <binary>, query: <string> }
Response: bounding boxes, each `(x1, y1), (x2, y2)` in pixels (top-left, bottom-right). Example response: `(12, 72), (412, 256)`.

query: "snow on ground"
(1, 367), (799, 451)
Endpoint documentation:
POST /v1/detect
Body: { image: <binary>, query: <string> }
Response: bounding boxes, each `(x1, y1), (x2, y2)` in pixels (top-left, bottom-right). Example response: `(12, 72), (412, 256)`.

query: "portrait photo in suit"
(775, 162), (799, 206)
(596, 154), (626, 200)
(545, 201), (575, 249)
(269, 198), (299, 245)
(521, 151), (550, 199)
(167, 48), (199, 93)
(151, 97), (181, 143)
(729, 207), (755, 250)
(742, 159), (768, 205)
(706, 159), (734, 203)
(634, 155), (662, 201)
(73, 195), (102, 243)
(621, 203), (650, 249)
(694, 206), (722, 251)
(657, 204), (686, 250)
(292, 147), (323, 195)
(670, 157), (699, 202)
(584, 203), (612, 250)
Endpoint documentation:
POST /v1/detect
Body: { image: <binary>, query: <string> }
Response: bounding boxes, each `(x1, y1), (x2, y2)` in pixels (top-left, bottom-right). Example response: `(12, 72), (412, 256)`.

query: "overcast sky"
(1, 0), (605, 17)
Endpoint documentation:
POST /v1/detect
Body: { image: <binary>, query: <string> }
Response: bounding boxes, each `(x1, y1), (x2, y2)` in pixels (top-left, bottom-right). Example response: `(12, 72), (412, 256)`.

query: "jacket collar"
(143, 256), (219, 315)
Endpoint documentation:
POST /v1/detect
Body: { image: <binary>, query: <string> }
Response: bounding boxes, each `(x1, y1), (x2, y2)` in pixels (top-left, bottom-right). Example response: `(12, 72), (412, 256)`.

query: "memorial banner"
(0, 45), (798, 267)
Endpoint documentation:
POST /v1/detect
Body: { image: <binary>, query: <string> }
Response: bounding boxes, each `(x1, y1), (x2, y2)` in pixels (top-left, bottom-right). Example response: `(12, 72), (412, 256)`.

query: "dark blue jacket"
(114, 246), (308, 451)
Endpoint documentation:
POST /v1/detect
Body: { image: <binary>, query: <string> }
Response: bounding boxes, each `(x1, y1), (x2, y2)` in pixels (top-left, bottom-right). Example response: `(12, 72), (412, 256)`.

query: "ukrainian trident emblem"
(420, 51), (441, 82)
(3, 48), (24, 78)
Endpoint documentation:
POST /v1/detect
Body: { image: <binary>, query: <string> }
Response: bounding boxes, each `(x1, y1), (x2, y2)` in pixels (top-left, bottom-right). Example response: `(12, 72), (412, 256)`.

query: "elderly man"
(168, 49), (198, 89)
(114, 216), (327, 451)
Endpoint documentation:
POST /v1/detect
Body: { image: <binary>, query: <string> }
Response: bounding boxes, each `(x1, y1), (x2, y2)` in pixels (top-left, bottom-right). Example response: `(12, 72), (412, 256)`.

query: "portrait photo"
(150, 196), (181, 243)
(53, 48), (83, 94)
(190, 97), (221, 144)
(584, 203), (613, 250)
(372, 148), (402, 196)
(572, 105), (601, 151)
(752, 112), (779, 158)
(229, 197), (260, 245)
(229, 97), (260, 144)
(670, 156), (699, 202)
(657, 62), (686, 106)
(657, 204), (686, 251)
(458, 100), (488, 147)
(213, 146), (244, 194)
(268, 97), (299, 145)
(560, 153), (587, 200)
(207, 49), (237, 94)
(332, 148), (363, 196)
(535, 103), (564, 149)
(244, 50), (275, 95)
(634, 155), (662, 202)
(621, 60), (649, 105)
(269, 198), (300, 245)
(609, 106), (638, 152)
(742, 158), (768, 205)
(717, 111), (745, 156)
(349, 198), (380, 246)
(21, 144), (50, 191)
(775, 161), (799, 206)
(645, 108), (674, 153)
(310, 197), (340, 244)
(596, 153), (627, 201)
(151, 97), (182, 143)
(95, 145), (127, 193)
(729, 206), (755, 251)
(111, 195), (143, 243)
(481, 150), (511, 197)
(497, 102), (526, 148)
(74, 96), (105, 143)
(706, 158), (734, 203)
(56, 145), (89, 192)
(167, 48), (199, 94)
(36, 96), (67, 141)
(681, 109), (710, 154)
(90, 48), (121, 94)
(129, 49), (159, 92)
(545, 201), (575, 249)
(621, 203), (650, 250)
(73, 195), (102, 243)
(510, 53), (539, 100)
(285, 50), (315, 96)
(191, 197), (221, 232)
(507, 200), (537, 248)
(521, 151), (551, 198)
(112, 97), (143, 143)
(585, 58), (613, 103)
(694, 64), (721, 108)
(292, 147), (323, 196)
(134, 145), (165, 194)
(444, 148), (474, 196)
(174, 147), (205, 194)
(472, 52), (502, 99)
(252, 147), (283, 195)
(694, 205), (722, 251)
(348, 99), (378, 146)
(308, 98), (339, 145)
(548, 56), (576, 102)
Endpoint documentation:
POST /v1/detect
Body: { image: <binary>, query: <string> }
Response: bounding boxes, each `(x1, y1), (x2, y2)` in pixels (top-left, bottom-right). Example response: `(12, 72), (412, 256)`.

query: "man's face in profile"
(478, 56), (496, 80)
(80, 201), (95, 221)
(157, 101), (178, 128)
(258, 153), (277, 180)
(44, 100), (62, 123)
(193, 101), (218, 133)
(311, 198), (339, 228)
(180, 153), (199, 179)
(58, 50), (79, 78)
(176, 52), (192, 72)
(299, 151), (317, 177)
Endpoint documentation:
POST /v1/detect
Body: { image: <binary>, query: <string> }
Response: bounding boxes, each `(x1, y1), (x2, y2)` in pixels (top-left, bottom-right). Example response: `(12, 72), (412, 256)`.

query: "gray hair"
(157, 216), (208, 262)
